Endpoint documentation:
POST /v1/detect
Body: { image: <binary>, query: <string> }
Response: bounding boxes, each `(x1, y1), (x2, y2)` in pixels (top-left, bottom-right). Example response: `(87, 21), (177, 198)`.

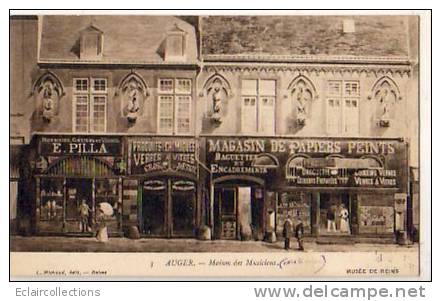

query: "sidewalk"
(10, 236), (418, 253)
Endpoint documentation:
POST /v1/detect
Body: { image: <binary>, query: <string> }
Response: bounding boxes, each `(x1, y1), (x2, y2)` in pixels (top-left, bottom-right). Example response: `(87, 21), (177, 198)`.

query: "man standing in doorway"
(78, 199), (91, 233)
(283, 215), (293, 250)
(327, 205), (336, 232)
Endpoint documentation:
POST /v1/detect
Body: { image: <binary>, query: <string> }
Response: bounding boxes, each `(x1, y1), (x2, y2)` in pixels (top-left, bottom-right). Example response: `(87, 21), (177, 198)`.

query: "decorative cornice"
(203, 63), (411, 77)
(38, 59), (199, 67)
(203, 54), (411, 65)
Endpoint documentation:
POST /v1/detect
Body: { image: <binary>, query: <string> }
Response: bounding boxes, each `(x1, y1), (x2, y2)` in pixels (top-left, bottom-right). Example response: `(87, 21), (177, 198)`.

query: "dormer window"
(165, 24), (187, 62)
(80, 25), (103, 60)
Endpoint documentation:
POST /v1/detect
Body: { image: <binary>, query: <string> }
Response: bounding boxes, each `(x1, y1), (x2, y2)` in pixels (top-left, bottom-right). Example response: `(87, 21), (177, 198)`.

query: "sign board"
(39, 136), (122, 156)
(128, 137), (198, 176)
(205, 137), (406, 190)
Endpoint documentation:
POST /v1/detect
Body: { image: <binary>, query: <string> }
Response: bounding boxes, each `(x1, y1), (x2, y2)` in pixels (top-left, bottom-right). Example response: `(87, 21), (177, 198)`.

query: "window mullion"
(173, 94), (177, 135)
(89, 77), (93, 133)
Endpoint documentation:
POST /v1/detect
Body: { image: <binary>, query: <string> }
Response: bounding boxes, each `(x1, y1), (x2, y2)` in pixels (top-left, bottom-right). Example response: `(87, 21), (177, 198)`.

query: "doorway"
(319, 193), (351, 235)
(141, 180), (166, 236)
(65, 178), (93, 233)
(214, 184), (264, 240)
(140, 178), (195, 238)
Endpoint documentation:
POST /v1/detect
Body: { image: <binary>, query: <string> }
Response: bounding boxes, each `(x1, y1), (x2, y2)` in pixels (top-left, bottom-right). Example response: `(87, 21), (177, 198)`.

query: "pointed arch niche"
(202, 73), (232, 126)
(116, 71), (149, 123)
(31, 71), (65, 122)
(288, 75), (318, 126)
(368, 76), (402, 127)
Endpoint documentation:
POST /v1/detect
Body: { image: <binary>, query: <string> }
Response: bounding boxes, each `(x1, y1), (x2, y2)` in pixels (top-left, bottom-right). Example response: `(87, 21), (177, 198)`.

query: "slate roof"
(201, 16), (411, 60)
(39, 15), (198, 64)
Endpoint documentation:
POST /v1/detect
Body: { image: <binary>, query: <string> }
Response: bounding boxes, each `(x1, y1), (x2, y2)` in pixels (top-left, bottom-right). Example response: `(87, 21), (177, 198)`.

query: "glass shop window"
(40, 178), (64, 222)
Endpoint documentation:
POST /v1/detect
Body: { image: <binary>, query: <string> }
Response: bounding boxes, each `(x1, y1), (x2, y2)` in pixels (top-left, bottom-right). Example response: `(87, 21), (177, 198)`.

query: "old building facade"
(10, 15), (419, 243)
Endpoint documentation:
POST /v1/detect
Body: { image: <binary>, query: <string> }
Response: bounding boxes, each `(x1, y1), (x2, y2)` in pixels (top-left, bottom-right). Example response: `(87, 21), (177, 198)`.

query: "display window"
(277, 192), (311, 234)
(40, 178), (64, 222)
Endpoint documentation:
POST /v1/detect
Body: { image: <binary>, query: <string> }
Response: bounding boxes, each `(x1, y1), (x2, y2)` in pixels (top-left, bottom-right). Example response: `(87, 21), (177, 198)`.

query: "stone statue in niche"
(208, 78), (226, 125)
(292, 81), (313, 126)
(211, 81), (223, 124)
(122, 78), (146, 124)
(126, 82), (140, 123)
(375, 82), (397, 127)
(41, 81), (56, 122)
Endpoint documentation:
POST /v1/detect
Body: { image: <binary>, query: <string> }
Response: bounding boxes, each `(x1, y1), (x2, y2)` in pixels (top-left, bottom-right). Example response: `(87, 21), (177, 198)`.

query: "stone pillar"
(311, 192), (320, 237)
(237, 187), (252, 240)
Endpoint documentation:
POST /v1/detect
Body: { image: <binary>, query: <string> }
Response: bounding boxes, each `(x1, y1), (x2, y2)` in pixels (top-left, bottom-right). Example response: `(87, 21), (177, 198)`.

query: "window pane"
(327, 98), (341, 135)
(242, 79), (258, 95)
(75, 79), (88, 92)
(344, 98), (359, 134)
(328, 81), (342, 96)
(259, 80), (276, 96)
(92, 96), (106, 132)
(75, 96), (89, 132)
(259, 96), (275, 134)
(176, 96), (191, 134)
(159, 96), (174, 133)
(344, 81), (359, 96)
(159, 79), (174, 93)
(176, 79), (192, 94)
(93, 79), (107, 92)
(241, 97), (257, 133)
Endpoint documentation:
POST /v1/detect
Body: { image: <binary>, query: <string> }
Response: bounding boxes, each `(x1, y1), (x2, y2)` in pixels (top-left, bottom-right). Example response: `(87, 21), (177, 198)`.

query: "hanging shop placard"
(128, 137), (198, 176)
(205, 137), (406, 189)
(38, 135), (122, 156)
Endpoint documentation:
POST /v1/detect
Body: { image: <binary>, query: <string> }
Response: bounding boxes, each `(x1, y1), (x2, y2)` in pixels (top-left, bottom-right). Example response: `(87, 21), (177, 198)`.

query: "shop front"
(204, 137), (277, 241)
(204, 136), (408, 242)
(125, 137), (199, 238)
(33, 135), (125, 236)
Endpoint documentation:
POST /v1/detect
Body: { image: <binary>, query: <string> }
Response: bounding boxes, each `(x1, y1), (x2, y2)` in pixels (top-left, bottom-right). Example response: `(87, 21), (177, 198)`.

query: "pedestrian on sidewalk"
(283, 215), (293, 250)
(294, 217), (305, 251)
(95, 208), (109, 242)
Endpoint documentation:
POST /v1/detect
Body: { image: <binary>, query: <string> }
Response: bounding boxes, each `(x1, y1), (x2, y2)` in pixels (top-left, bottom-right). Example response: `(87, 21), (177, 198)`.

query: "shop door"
(319, 193), (351, 235)
(65, 178), (93, 233)
(215, 187), (237, 240)
(171, 193), (194, 236)
(141, 180), (166, 236)
(171, 181), (196, 237)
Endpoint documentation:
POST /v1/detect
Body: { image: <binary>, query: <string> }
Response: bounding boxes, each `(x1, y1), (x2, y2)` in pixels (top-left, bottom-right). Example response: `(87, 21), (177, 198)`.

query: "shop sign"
(129, 138), (198, 176)
(39, 136), (122, 156)
(206, 137), (405, 189)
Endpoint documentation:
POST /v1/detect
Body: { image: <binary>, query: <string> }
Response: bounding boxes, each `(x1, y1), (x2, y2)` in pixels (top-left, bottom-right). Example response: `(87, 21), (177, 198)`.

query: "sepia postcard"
(9, 10), (430, 280)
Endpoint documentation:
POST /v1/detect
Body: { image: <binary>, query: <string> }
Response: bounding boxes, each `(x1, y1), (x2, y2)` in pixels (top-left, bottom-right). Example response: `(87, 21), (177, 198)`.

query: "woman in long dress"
(95, 209), (109, 242)
(339, 205), (351, 234)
